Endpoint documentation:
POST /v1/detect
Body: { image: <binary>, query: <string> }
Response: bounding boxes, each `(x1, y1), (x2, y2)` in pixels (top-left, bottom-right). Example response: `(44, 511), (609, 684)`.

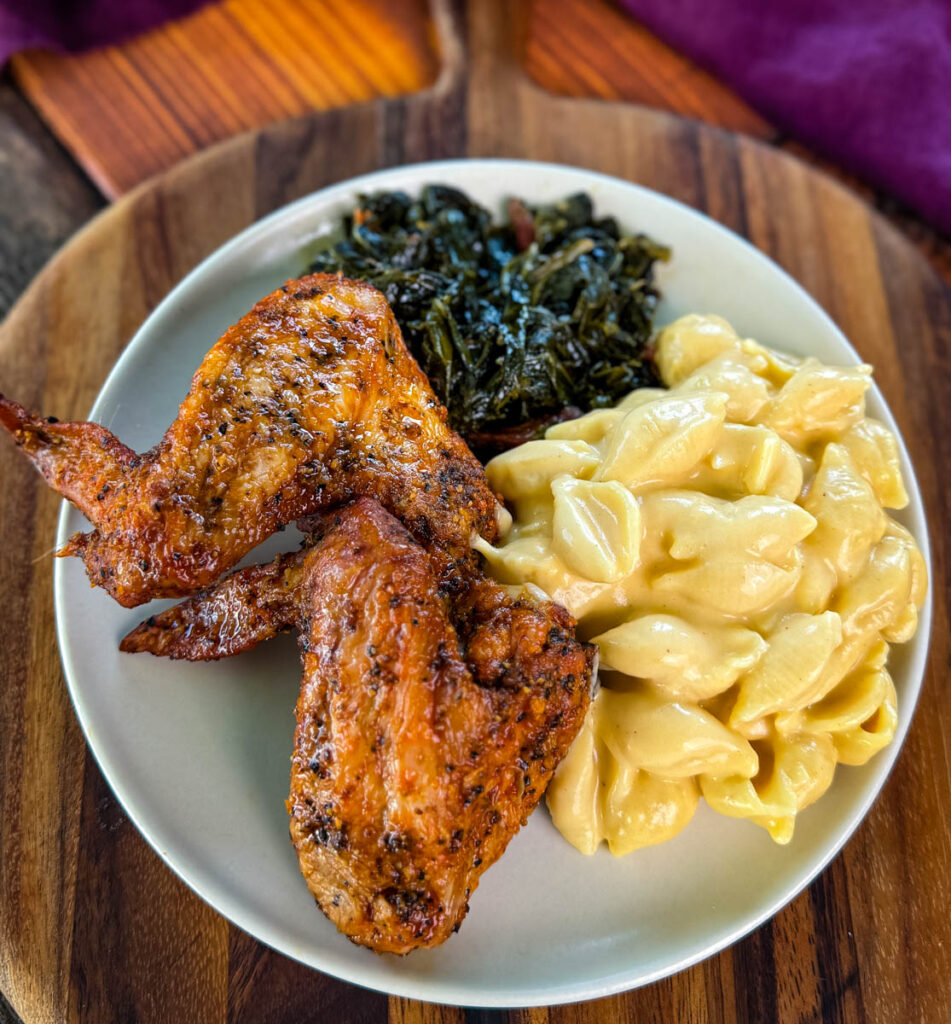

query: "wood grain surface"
(10, 0), (951, 293)
(9, 0), (770, 198)
(0, 1), (949, 1021)
(10, 0), (439, 197)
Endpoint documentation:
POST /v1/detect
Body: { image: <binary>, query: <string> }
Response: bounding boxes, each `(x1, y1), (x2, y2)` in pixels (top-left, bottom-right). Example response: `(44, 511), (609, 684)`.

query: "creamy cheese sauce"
(477, 314), (927, 853)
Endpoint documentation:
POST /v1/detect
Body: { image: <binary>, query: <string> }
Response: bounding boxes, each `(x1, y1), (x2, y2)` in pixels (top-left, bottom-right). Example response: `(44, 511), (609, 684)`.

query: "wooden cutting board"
(1, 2), (949, 1021)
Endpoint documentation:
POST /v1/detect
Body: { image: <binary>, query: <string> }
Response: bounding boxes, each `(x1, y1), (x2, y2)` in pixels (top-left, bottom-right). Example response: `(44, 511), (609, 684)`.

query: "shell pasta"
(478, 314), (927, 853)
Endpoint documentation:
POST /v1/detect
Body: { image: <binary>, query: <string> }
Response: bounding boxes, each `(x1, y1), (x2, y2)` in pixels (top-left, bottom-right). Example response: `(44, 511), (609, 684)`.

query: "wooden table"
(0, 2), (949, 1022)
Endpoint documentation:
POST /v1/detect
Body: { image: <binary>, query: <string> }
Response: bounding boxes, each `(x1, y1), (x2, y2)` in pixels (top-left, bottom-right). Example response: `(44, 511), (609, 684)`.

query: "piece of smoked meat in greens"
(122, 499), (595, 954)
(308, 186), (670, 449)
(0, 274), (501, 608)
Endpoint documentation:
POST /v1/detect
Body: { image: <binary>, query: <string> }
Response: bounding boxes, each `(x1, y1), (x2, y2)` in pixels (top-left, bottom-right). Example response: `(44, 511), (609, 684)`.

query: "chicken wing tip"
(0, 394), (35, 436)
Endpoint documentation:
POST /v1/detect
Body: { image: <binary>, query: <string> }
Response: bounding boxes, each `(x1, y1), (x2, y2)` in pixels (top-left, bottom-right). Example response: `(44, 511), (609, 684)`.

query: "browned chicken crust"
(123, 499), (594, 953)
(0, 274), (500, 607)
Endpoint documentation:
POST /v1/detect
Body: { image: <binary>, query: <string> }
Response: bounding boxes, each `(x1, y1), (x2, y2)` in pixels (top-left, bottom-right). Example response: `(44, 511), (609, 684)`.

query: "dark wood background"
(7, 0), (950, 289)
(0, 2), (949, 1022)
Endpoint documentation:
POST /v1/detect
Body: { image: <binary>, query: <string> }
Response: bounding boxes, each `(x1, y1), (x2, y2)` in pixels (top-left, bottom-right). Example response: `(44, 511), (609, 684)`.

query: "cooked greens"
(308, 185), (669, 447)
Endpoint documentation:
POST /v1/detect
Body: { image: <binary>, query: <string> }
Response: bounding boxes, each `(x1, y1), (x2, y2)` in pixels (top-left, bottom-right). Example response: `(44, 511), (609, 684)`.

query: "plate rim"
(53, 157), (934, 1008)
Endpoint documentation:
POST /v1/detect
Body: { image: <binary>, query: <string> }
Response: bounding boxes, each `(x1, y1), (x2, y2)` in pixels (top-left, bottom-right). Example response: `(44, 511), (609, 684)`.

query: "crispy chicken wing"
(122, 499), (594, 952)
(0, 275), (500, 606)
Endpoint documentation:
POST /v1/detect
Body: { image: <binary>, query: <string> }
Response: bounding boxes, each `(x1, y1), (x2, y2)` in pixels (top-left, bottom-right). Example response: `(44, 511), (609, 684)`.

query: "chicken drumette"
(122, 499), (594, 952)
(0, 274), (500, 607)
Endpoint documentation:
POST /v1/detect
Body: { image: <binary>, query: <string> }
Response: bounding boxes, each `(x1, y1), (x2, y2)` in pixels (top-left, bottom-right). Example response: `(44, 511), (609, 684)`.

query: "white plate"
(54, 159), (932, 1008)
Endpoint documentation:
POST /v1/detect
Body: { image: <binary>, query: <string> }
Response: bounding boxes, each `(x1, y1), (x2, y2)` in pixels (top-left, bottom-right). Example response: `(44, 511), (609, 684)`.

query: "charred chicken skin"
(5, 274), (595, 953)
(0, 274), (500, 607)
(122, 499), (594, 952)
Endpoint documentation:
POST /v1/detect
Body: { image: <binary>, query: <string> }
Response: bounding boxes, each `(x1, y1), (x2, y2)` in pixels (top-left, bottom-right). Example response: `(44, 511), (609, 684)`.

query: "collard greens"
(308, 185), (669, 448)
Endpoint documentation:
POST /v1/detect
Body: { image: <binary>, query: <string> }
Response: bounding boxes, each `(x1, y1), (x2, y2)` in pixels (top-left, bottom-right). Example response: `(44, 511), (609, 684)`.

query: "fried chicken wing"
(0, 275), (500, 606)
(122, 499), (594, 952)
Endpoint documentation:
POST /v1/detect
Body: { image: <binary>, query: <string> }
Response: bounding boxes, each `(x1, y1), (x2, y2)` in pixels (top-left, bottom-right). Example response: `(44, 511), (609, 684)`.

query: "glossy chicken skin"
(0, 275), (500, 607)
(122, 499), (594, 952)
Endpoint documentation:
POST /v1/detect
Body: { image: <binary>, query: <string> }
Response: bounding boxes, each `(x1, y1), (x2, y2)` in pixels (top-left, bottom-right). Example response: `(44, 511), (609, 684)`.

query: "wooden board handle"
(429, 0), (533, 101)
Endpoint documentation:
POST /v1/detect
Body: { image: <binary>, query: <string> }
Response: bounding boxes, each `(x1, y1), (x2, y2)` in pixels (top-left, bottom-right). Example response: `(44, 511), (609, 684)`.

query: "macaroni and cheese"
(476, 314), (927, 854)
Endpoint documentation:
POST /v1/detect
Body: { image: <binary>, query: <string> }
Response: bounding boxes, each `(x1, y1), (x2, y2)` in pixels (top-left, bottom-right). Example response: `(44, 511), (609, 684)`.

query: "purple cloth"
(0, 0), (207, 63)
(619, 0), (951, 234)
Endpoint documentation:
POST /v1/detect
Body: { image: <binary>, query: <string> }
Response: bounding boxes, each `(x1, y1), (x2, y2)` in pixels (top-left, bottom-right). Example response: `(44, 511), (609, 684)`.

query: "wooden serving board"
(9, 0), (774, 200)
(1, 2), (949, 1021)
